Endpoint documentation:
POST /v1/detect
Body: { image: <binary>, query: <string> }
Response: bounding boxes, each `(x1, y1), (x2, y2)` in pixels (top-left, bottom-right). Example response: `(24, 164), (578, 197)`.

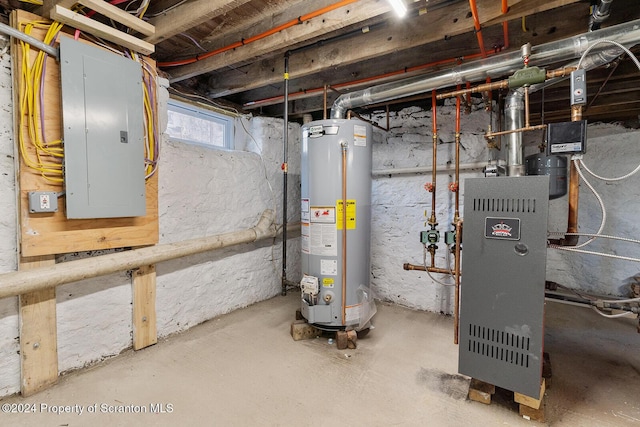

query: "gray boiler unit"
(459, 176), (549, 398)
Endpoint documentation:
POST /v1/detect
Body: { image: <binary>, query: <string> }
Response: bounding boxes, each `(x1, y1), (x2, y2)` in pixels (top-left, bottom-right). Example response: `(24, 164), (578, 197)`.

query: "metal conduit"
(0, 21), (59, 59)
(331, 19), (640, 118)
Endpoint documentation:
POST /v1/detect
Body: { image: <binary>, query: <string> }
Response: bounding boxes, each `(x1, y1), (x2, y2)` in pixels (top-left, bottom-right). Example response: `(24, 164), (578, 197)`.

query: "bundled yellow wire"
(18, 20), (64, 183)
(130, 50), (159, 179)
(18, 18), (158, 184)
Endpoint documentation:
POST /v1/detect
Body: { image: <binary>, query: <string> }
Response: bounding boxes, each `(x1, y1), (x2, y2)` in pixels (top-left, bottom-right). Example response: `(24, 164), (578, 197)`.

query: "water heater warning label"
(311, 206), (335, 223)
(321, 259), (338, 276)
(336, 200), (356, 229)
(345, 304), (362, 323)
(304, 223), (337, 256)
(354, 125), (367, 146)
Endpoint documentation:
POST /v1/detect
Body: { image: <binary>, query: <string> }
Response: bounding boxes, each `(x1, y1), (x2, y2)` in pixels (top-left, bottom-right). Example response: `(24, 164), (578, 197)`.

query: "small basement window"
(166, 99), (234, 149)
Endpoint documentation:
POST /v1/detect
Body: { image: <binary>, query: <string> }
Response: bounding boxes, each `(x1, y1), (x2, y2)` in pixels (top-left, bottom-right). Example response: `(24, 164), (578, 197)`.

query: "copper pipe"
(454, 220), (463, 345)
(323, 84), (328, 120)
(341, 143), (348, 326)
(567, 162), (579, 236)
(454, 91), (461, 223)
(567, 105), (583, 242)
(571, 104), (583, 122)
(436, 67), (576, 101)
(548, 67), (577, 78)
(436, 80), (508, 100)
(429, 90), (438, 226)
(403, 263), (451, 275)
(469, 0), (487, 57)
(485, 124), (547, 138)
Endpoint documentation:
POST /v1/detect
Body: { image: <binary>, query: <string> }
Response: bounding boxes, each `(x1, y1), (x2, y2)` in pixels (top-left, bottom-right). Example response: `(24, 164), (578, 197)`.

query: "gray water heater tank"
(299, 119), (373, 330)
(525, 153), (568, 199)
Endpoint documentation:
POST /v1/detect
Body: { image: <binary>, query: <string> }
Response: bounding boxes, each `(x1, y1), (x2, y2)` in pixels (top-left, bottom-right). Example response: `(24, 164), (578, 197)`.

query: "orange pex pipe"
(244, 50), (503, 108)
(158, 0), (358, 67)
(469, 0), (487, 57)
(502, 0), (510, 49)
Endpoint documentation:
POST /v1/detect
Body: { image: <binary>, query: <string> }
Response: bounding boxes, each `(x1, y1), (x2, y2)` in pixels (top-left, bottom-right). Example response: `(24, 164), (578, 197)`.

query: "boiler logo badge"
(491, 222), (513, 238)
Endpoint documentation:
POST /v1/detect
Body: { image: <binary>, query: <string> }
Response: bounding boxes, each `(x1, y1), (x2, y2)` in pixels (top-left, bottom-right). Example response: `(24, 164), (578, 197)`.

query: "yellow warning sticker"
(336, 199), (356, 230)
(322, 278), (335, 288)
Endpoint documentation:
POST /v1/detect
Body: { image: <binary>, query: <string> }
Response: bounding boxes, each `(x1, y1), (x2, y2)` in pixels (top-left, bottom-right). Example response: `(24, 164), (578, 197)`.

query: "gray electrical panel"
(60, 37), (146, 219)
(458, 176), (549, 398)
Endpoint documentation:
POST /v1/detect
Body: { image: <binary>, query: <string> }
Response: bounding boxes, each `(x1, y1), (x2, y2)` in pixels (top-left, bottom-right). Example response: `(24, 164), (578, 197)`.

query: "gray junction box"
(458, 176), (549, 398)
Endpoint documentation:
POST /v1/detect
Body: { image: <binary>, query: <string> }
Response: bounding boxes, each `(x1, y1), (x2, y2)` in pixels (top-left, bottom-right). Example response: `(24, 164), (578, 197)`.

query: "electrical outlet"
(28, 191), (58, 213)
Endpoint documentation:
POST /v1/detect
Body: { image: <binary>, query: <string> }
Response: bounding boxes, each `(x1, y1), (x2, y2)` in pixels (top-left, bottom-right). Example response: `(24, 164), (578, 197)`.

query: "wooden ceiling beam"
(206, 0), (581, 98)
(166, 0), (397, 83)
(146, 0), (252, 44)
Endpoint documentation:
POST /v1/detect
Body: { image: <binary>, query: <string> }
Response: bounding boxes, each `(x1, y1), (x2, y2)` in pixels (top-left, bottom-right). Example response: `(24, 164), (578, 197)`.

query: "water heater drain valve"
(300, 275), (319, 296)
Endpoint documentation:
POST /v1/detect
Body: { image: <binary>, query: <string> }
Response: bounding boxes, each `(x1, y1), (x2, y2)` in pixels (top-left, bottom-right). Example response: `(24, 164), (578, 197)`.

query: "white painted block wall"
(0, 51), (301, 397)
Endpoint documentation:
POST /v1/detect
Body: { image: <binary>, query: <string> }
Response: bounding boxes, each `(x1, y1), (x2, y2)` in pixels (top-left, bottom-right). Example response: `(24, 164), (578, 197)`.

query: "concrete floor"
(2, 292), (640, 426)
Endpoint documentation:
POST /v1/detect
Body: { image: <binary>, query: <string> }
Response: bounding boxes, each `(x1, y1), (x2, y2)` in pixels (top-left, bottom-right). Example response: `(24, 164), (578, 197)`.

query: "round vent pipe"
(330, 18), (640, 118)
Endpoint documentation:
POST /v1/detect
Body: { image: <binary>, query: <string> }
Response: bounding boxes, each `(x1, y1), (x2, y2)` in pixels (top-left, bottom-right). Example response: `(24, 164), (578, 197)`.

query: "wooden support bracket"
(43, 0), (155, 54)
(132, 264), (157, 350)
(19, 255), (58, 397)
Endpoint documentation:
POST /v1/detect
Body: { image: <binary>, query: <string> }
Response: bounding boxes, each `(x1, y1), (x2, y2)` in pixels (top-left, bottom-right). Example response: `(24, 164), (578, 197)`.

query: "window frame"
(166, 98), (235, 150)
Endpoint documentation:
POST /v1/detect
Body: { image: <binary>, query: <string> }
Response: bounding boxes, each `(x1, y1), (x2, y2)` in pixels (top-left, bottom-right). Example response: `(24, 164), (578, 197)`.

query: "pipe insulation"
(0, 210), (277, 300)
(330, 18), (640, 118)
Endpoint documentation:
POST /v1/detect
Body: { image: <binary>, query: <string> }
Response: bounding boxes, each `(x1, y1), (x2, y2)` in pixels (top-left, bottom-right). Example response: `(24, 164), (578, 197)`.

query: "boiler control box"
(546, 120), (587, 155)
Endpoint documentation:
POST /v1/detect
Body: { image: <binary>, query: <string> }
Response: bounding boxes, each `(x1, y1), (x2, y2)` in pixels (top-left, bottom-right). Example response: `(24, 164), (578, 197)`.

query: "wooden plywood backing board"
(12, 9), (159, 258)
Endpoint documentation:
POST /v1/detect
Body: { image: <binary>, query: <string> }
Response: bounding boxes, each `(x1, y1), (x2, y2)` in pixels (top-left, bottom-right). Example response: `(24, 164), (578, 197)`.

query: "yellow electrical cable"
(521, 16), (528, 32)
(18, 20), (64, 183)
(18, 20), (159, 183)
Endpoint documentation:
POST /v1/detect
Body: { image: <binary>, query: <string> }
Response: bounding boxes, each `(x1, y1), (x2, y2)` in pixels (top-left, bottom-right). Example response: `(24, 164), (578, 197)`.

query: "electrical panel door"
(60, 37), (146, 219)
(459, 176), (549, 398)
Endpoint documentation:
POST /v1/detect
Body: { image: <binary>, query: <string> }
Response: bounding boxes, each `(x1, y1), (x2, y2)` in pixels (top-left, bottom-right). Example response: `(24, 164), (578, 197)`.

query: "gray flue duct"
(504, 90), (524, 176)
(330, 18), (640, 119)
